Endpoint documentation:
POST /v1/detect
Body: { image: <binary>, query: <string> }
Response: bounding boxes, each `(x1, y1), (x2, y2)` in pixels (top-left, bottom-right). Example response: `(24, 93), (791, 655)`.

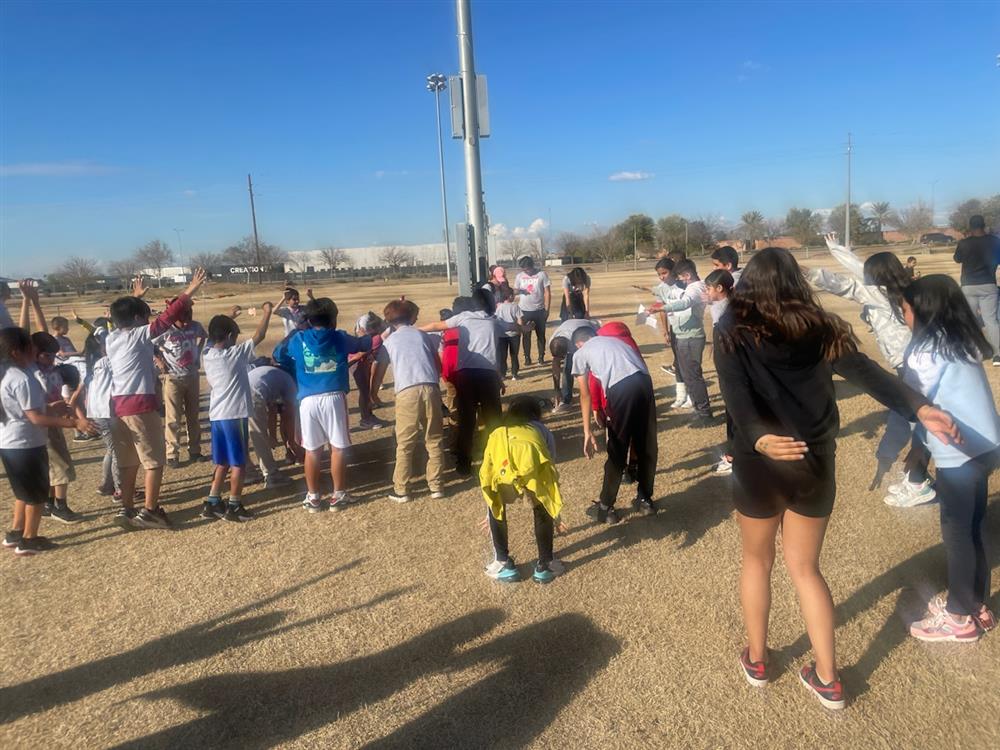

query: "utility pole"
(456, 0), (487, 287)
(845, 132), (852, 250)
(247, 173), (263, 285)
(427, 74), (453, 285)
(633, 226), (638, 271)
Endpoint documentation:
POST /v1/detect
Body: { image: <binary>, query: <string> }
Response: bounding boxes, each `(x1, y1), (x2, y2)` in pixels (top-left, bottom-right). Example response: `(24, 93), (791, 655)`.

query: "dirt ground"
(2, 248), (998, 749)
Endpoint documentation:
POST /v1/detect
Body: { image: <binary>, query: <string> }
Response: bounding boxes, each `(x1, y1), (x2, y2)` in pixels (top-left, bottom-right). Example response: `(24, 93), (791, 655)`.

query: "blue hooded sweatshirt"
(274, 328), (371, 399)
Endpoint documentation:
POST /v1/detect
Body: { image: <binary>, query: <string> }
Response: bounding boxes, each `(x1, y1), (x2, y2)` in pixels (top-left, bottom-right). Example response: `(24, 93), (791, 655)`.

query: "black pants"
(669, 330), (684, 384)
(521, 309), (548, 363)
(488, 493), (554, 565)
(497, 336), (521, 378)
(903, 430), (931, 483)
(937, 451), (996, 616)
(452, 368), (502, 470)
(602, 372), (658, 506)
(675, 336), (709, 415)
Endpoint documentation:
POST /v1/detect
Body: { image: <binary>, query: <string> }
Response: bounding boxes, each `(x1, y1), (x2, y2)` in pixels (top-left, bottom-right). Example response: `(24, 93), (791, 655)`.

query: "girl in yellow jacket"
(480, 396), (564, 584)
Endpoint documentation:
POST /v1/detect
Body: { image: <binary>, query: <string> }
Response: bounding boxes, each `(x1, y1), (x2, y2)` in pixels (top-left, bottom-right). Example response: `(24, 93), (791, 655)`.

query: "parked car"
(919, 232), (954, 245)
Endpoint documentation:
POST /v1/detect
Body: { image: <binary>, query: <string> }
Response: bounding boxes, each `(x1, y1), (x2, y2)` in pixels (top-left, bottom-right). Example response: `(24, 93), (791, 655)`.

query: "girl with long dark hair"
(901, 276), (999, 641)
(714, 247), (958, 709)
(560, 267), (590, 321)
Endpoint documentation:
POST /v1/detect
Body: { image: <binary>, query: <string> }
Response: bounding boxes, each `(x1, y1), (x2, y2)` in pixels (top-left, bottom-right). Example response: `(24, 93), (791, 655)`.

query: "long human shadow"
(776, 498), (1000, 699)
(0, 561), (385, 722)
(114, 609), (618, 749)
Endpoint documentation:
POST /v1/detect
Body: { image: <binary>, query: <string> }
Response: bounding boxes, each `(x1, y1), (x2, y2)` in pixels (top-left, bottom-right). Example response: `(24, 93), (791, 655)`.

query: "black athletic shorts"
(0, 446), (50, 505)
(732, 448), (836, 519)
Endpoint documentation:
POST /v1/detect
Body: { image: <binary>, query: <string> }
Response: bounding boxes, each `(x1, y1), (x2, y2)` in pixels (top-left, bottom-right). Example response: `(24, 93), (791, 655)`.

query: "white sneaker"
(388, 493), (413, 504)
(429, 489), (445, 499)
(328, 491), (355, 510)
(673, 396), (694, 410)
(885, 478), (936, 507)
(551, 402), (570, 414)
(714, 457), (733, 476)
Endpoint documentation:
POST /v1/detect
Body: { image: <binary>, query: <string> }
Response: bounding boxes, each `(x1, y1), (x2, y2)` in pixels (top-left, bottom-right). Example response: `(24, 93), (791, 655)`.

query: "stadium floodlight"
(426, 73), (452, 284)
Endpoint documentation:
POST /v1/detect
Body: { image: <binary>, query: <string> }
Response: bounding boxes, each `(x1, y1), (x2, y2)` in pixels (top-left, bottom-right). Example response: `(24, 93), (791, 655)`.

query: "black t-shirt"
(953, 234), (1000, 286)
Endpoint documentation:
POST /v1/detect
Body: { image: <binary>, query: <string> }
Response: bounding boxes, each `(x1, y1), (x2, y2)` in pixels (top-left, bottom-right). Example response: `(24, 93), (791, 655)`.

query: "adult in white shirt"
(513, 256), (551, 367)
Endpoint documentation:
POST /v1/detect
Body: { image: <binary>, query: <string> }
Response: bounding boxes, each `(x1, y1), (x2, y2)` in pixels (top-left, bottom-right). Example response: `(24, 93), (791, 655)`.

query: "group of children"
(1, 238), (998, 694)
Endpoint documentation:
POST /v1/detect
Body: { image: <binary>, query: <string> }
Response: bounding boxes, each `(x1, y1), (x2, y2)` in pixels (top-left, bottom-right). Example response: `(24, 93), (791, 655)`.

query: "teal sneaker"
(485, 558), (520, 583)
(532, 558), (564, 584)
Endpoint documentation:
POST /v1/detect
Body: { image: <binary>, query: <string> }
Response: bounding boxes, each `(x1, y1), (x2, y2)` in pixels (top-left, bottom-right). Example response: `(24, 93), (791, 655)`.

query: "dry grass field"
(1, 248), (998, 749)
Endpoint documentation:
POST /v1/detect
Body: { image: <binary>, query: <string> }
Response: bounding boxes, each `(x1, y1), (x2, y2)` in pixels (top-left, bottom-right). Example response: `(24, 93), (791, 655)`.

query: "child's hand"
(918, 405), (962, 447)
(132, 275), (149, 298)
(583, 430), (598, 459)
(230, 305), (243, 319)
(75, 416), (100, 436)
(824, 232), (838, 250)
(184, 268), (207, 296)
(555, 518), (569, 535)
(478, 515), (491, 537)
(754, 434), (808, 461)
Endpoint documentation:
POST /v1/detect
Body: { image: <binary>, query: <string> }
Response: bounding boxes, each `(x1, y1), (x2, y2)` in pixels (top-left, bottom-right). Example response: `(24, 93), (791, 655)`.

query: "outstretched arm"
(251, 302), (274, 346)
(824, 233), (865, 280)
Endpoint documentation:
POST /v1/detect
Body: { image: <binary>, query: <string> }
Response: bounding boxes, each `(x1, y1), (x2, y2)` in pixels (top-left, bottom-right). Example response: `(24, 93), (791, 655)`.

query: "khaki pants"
(48, 427), (76, 486)
(163, 373), (202, 460)
(248, 395), (279, 477)
(113, 412), (167, 470)
(393, 384), (444, 495)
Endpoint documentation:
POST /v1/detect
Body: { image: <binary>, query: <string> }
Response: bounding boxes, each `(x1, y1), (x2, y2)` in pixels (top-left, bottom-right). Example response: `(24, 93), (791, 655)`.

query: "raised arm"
(71, 309), (96, 334)
(824, 233), (865, 280)
(18, 281), (31, 331)
(26, 284), (47, 333)
(251, 302), (274, 346)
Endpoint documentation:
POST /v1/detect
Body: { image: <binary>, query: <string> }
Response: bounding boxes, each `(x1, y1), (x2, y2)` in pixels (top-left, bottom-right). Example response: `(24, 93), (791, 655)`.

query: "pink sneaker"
(926, 594), (997, 633)
(910, 610), (980, 642)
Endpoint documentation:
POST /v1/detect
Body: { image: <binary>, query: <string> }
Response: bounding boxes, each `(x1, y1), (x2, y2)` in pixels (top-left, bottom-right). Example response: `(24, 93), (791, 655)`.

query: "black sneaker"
(73, 432), (93, 443)
(633, 497), (658, 517)
(114, 507), (140, 528)
(586, 502), (620, 525)
(15, 536), (54, 556)
(189, 453), (208, 463)
(993, 355), (1000, 368)
(50, 503), (84, 524)
(524, 358), (533, 367)
(200, 500), (225, 520)
(3, 529), (23, 548)
(224, 502), (254, 522)
(42, 502), (53, 517)
(166, 457), (181, 469)
(799, 663), (846, 710)
(135, 507), (172, 529)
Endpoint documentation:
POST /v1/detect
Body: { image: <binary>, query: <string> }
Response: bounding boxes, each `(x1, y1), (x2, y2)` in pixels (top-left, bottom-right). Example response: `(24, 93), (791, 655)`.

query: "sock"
(228, 496), (241, 507)
(207, 495), (223, 506)
(306, 492), (320, 501)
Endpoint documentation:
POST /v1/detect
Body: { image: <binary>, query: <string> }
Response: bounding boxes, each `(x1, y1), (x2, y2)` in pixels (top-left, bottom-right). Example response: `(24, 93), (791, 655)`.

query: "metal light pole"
(845, 132), (852, 249)
(456, 0), (487, 285)
(427, 73), (453, 285)
(247, 173), (263, 284)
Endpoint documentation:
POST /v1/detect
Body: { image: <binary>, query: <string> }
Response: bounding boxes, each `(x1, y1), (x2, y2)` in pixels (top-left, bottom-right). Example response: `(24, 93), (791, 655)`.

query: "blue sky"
(1, 0), (998, 276)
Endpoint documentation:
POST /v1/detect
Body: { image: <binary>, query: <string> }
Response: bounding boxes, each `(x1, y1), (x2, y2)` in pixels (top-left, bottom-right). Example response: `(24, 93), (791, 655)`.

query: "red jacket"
(589, 321), (642, 417)
(440, 328), (460, 382)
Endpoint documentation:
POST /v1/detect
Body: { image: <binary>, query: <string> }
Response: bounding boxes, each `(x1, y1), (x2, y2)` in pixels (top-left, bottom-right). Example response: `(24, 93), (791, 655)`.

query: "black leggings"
(451, 369), (502, 470)
(937, 450), (996, 616)
(520, 309), (548, 363)
(496, 336), (521, 378)
(602, 372), (658, 506)
(488, 496), (554, 565)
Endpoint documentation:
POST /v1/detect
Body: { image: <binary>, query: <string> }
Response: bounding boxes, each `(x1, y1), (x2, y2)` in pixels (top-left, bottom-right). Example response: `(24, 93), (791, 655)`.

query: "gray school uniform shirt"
(571, 335), (647, 389)
(446, 311), (504, 372)
(381, 325), (440, 393)
(547, 318), (597, 348)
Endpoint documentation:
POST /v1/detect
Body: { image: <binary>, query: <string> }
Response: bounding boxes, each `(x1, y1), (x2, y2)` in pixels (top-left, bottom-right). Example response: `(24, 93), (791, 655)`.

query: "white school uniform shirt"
(249, 365), (297, 405)
(107, 325), (159, 400)
(0, 366), (48, 449)
(85, 357), (114, 420)
(382, 325), (440, 393)
(709, 298), (730, 326)
(514, 270), (551, 312)
(571, 335), (647, 389)
(446, 311), (504, 372)
(276, 306), (306, 336)
(154, 322), (207, 377)
(203, 340), (256, 421)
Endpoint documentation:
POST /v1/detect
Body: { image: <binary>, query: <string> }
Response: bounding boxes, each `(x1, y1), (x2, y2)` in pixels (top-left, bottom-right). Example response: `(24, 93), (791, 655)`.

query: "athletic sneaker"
(14, 536), (54, 557)
(114, 507), (139, 528)
(714, 457), (733, 476)
(135, 507), (172, 529)
(532, 561), (557, 584)
(224, 502), (254, 522)
(551, 402), (570, 415)
(523, 358), (533, 367)
(73, 431), (95, 443)
(992, 355), (1000, 367)
(799, 664), (846, 710)
(50, 502), (84, 524)
(302, 494), (325, 513)
(3, 530), (23, 548)
(201, 500), (225, 520)
(359, 416), (388, 431)
(189, 453), (209, 463)
(739, 647), (768, 687)
(485, 558), (520, 582)
(41, 503), (52, 517)
(672, 396), (694, 410)
(264, 473), (292, 489)
(166, 457), (181, 469)
(885, 477), (936, 507)
(328, 492), (353, 511)
(910, 610), (980, 642)
(429, 489), (445, 500)
(633, 496), (658, 517)
(925, 593), (997, 632)
(586, 501), (620, 525)
(388, 493), (413, 504)
(96, 485), (115, 497)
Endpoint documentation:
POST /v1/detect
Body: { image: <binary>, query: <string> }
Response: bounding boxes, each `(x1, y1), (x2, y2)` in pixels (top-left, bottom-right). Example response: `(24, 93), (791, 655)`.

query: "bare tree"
(763, 218), (785, 244)
(223, 236), (288, 283)
(738, 211), (766, 251)
(501, 237), (538, 263)
(188, 252), (221, 272)
(54, 256), (102, 295)
(318, 246), (351, 277)
(378, 246), (415, 274)
(590, 228), (624, 272)
(133, 240), (175, 287)
(893, 200), (934, 249)
(107, 257), (141, 287)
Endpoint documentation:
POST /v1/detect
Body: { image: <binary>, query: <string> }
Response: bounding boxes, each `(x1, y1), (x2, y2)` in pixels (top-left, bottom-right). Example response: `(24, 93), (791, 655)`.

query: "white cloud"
(182, 189), (198, 197)
(813, 207), (833, 219)
(743, 60), (766, 71)
(489, 217), (547, 238)
(0, 160), (118, 177)
(609, 171), (654, 182)
(374, 169), (410, 180)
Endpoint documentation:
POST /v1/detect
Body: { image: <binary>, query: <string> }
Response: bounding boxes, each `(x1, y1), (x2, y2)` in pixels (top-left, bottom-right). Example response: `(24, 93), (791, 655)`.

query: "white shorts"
(299, 392), (351, 451)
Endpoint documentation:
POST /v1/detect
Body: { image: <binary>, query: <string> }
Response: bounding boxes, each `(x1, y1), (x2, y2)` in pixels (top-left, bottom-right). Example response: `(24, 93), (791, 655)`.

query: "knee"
(783, 554), (821, 582)
(742, 547), (776, 573)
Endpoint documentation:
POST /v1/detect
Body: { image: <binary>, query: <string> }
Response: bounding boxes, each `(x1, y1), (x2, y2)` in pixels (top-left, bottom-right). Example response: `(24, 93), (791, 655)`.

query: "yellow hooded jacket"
(479, 424), (563, 522)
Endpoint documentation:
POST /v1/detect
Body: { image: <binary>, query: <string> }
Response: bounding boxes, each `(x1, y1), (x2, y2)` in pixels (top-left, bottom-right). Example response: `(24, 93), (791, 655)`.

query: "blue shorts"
(211, 418), (249, 467)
